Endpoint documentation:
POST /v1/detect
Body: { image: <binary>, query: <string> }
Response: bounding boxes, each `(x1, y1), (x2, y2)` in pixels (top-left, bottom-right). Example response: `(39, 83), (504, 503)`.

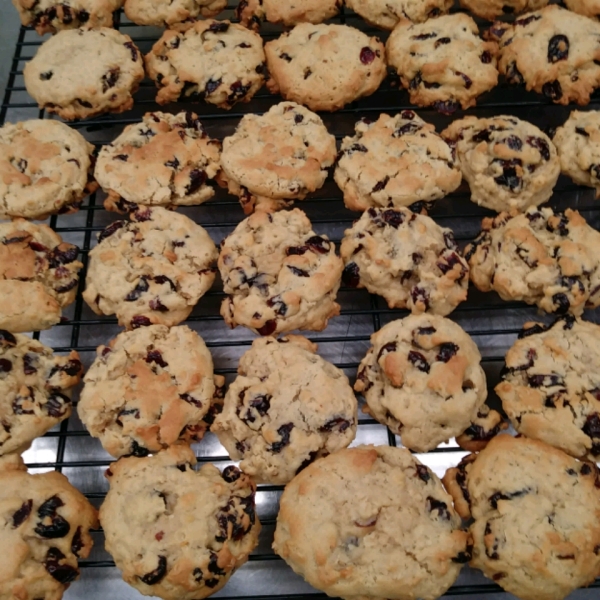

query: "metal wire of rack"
(2, 2), (600, 598)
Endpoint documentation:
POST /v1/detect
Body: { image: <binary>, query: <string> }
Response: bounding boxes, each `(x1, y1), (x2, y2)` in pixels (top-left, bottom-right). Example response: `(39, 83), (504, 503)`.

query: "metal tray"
(2, 3), (600, 598)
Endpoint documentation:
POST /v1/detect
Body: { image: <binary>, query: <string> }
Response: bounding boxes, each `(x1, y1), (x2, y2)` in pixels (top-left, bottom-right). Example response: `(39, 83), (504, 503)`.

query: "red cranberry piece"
(359, 47), (376, 64)
(515, 14), (541, 25)
(222, 466), (241, 483)
(98, 220), (126, 243)
(125, 278), (149, 302)
(480, 51), (492, 63)
(319, 417), (352, 432)
(542, 80), (563, 101)
(433, 100), (460, 115)
(131, 316), (152, 329)
(12, 499), (32, 528)
(45, 547), (78, 583)
(124, 41), (138, 61)
(288, 266), (309, 277)
(377, 342), (397, 360)
(141, 555), (167, 585)
(408, 351), (430, 373)
(270, 422), (294, 453)
(45, 393), (70, 418)
(0, 331), (17, 347)
(548, 35), (569, 63)
(415, 465), (431, 482)
(205, 78), (222, 95)
(427, 496), (450, 520)
(436, 342), (458, 363)
(101, 67), (120, 93)
(342, 262), (360, 287)
(256, 319), (277, 336)
(526, 136), (550, 160)
(146, 350), (168, 368)
(305, 235), (330, 254)
(0, 358), (12, 374)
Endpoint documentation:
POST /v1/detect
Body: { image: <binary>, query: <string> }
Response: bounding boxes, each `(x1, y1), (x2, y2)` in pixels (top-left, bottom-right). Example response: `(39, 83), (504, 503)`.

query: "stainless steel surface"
(1, 3), (600, 599)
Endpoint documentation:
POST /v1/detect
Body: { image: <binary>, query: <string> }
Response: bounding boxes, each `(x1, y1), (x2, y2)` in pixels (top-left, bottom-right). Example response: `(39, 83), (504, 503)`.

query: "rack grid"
(2, 3), (600, 598)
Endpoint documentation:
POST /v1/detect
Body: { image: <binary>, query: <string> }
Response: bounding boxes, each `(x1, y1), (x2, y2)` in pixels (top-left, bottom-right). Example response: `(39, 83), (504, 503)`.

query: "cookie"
(82, 206), (217, 330)
(0, 220), (83, 333)
(24, 28), (144, 121)
(124, 0), (226, 29)
(219, 209), (343, 336)
(273, 445), (470, 600)
(145, 20), (266, 109)
(0, 454), (98, 599)
(0, 119), (96, 220)
(564, 0), (600, 18)
(489, 5), (600, 106)
(78, 325), (224, 458)
(455, 404), (508, 452)
(236, 0), (340, 29)
(355, 315), (487, 453)
(335, 111), (461, 212)
(220, 102), (337, 214)
(345, 0), (452, 28)
(100, 444), (260, 600)
(265, 23), (386, 112)
(442, 115), (560, 212)
(341, 207), (469, 316)
(465, 207), (600, 316)
(0, 331), (82, 457)
(386, 13), (499, 114)
(95, 111), (222, 213)
(459, 0), (548, 20)
(212, 335), (357, 484)
(443, 435), (600, 600)
(553, 109), (600, 197)
(496, 315), (600, 462)
(11, 0), (122, 35)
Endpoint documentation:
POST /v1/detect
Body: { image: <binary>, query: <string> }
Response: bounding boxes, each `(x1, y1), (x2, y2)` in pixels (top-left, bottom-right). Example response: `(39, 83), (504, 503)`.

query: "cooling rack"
(2, 2), (600, 598)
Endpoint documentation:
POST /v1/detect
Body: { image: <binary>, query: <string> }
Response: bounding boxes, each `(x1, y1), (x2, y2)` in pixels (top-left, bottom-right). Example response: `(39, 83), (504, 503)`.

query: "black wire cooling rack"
(3, 2), (600, 598)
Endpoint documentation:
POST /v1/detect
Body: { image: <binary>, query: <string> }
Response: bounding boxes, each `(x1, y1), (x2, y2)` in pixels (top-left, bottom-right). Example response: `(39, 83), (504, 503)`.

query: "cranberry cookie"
(212, 335), (357, 484)
(24, 28), (144, 121)
(341, 207), (469, 316)
(237, 0), (340, 29)
(335, 111), (461, 212)
(0, 119), (96, 220)
(553, 110), (600, 197)
(12, 0), (122, 34)
(124, 0), (226, 29)
(100, 444), (260, 600)
(460, 0), (548, 20)
(145, 20), (266, 109)
(0, 331), (82, 456)
(490, 5), (600, 105)
(355, 315), (487, 452)
(0, 454), (98, 599)
(496, 315), (600, 462)
(83, 207), (217, 330)
(274, 445), (470, 600)
(219, 209), (342, 336)
(443, 115), (560, 212)
(345, 0), (452, 28)
(95, 111), (222, 213)
(443, 435), (600, 600)
(386, 13), (498, 114)
(0, 220), (82, 333)
(220, 102), (337, 214)
(265, 23), (386, 112)
(466, 207), (600, 316)
(78, 325), (224, 458)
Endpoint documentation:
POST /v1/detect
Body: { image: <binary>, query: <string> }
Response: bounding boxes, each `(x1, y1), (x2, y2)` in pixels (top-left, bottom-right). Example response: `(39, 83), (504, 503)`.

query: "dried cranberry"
(552, 293), (570, 314)
(506, 61), (524, 85)
(380, 209), (405, 228)
(129, 440), (149, 457)
(12, 499), (32, 528)
(40, 71), (53, 80)
(140, 555), (167, 585)
(503, 135), (522, 151)
(494, 159), (522, 191)
(0, 331), (17, 347)
(527, 374), (563, 388)
(319, 418), (352, 432)
(393, 123), (420, 137)
(415, 465), (431, 482)
(266, 296), (287, 316)
(305, 235), (330, 254)
(542, 80), (563, 101)
(412, 32), (437, 40)
(489, 488), (529, 508)
(45, 547), (78, 584)
(149, 298), (168, 312)
(45, 393), (70, 418)
(408, 351), (430, 373)
(434, 37), (451, 48)
(481, 51), (492, 63)
(526, 136), (551, 161)
(209, 21), (229, 33)
(186, 169), (207, 194)
(256, 319), (277, 336)
(360, 47), (376, 64)
(436, 343), (458, 363)
(131, 316), (152, 329)
(98, 220), (125, 244)
(427, 497), (450, 520)
(433, 100), (460, 115)
(410, 287), (430, 310)
(222, 466), (241, 483)
(0, 359), (12, 374)
(515, 14), (541, 26)
(101, 67), (120, 93)
(288, 266), (309, 277)
(270, 423), (294, 453)
(146, 350), (168, 368)
(342, 262), (360, 287)
(205, 78), (222, 95)
(124, 41), (138, 61)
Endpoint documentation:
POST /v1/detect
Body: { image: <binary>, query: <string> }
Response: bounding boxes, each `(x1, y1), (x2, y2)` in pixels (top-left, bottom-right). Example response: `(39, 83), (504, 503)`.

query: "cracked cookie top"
(83, 206), (218, 330)
(465, 207), (600, 316)
(218, 209), (343, 336)
(355, 315), (487, 452)
(489, 5), (600, 105)
(95, 111), (222, 213)
(346, 0), (452, 28)
(496, 315), (600, 462)
(335, 111), (461, 212)
(0, 454), (98, 600)
(78, 325), (224, 458)
(220, 102), (337, 214)
(443, 115), (560, 212)
(341, 207), (469, 316)
(11, 0), (123, 34)
(0, 219), (83, 332)
(0, 331), (82, 456)
(265, 23), (386, 112)
(273, 445), (469, 600)
(212, 335), (357, 484)
(386, 13), (498, 114)
(237, 0), (340, 29)
(459, 0), (548, 21)
(443, 435), (600, 600)
(124, 0), (226, 29)
(23, 28), (144, 121)
(0, 119), (96, 220)
(101, 445), (260, 600)
(145, 20), (266, 109)
(553, 109), (600, 197)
